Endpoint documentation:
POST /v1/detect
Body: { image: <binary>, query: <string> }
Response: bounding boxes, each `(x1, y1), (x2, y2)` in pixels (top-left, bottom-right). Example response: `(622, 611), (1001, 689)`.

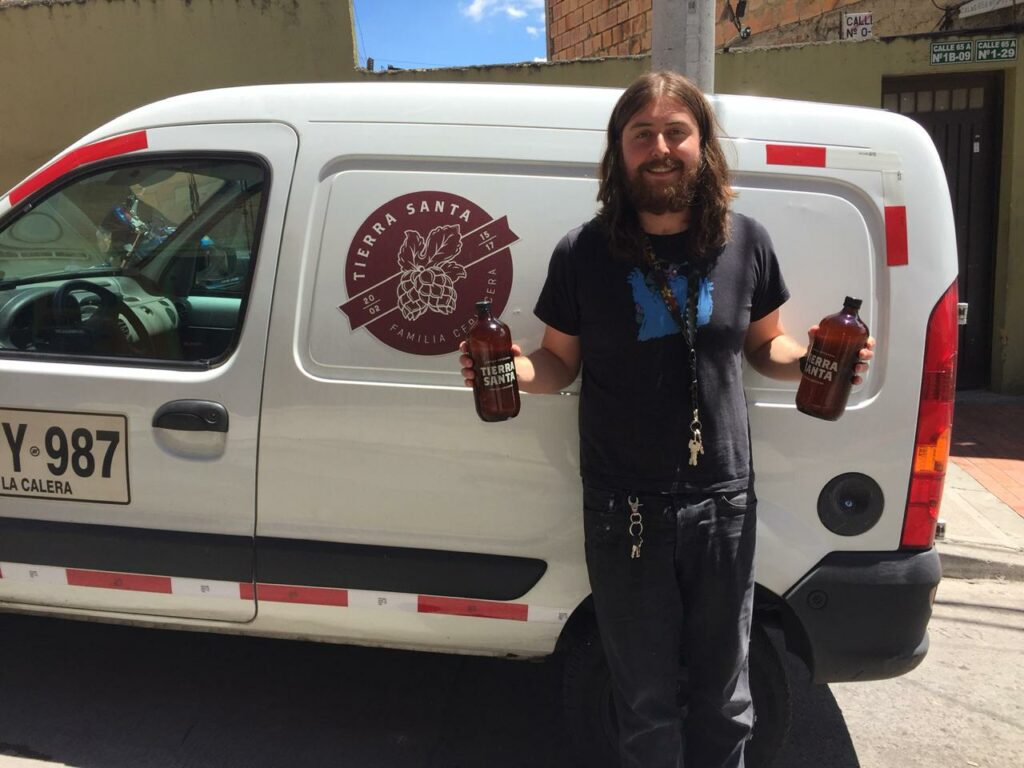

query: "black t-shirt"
(534, 212), (789, 493)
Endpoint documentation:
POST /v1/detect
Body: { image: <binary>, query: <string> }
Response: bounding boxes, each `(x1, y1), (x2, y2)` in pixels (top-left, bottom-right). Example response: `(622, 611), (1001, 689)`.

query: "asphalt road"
(1, 578), (1020, 768)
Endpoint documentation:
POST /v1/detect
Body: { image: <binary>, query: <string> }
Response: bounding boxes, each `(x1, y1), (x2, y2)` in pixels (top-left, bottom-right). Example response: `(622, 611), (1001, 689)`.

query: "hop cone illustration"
(396, 225), (468, 321)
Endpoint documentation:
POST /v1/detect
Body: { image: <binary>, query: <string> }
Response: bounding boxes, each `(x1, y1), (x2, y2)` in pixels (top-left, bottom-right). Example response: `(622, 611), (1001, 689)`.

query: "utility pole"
(651, 0), (716, 93)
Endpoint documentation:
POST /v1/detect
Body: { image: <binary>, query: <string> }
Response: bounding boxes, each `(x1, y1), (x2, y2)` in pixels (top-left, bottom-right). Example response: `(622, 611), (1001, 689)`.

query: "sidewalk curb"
(937, 540), (1024, 582)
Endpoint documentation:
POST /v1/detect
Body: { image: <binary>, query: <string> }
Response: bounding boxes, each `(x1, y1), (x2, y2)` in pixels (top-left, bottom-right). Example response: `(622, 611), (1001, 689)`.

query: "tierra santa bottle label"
(468, 299), (521, 422)
(796, 296), (870, 421)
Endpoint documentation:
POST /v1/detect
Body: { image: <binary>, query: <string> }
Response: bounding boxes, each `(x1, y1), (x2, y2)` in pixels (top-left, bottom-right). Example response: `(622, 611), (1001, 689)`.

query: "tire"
(562, 617), (791, 768)
(746, 624), (792, 768)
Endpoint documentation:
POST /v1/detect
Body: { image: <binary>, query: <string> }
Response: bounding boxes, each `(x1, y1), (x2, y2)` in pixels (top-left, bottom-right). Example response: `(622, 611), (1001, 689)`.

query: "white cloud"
(461, 1), (545, 24)
(462, 0), (489, 21)
(526, 25), (540, 37)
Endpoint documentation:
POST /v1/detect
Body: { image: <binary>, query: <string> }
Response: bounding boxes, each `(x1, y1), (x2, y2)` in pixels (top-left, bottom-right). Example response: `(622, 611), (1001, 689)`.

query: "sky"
(352, 0), (548, 71)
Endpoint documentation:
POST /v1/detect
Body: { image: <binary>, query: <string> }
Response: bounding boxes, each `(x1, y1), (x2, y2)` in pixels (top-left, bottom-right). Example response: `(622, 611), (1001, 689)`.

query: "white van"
(0, 83), (957, 767)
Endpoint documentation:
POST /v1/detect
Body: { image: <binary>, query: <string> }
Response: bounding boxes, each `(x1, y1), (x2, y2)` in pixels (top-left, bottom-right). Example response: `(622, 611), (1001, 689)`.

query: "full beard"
(625, 159), (699, 215)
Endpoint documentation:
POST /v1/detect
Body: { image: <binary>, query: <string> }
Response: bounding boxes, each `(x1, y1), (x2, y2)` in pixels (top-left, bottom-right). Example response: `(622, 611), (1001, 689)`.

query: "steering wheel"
(51, 279), (155, 356)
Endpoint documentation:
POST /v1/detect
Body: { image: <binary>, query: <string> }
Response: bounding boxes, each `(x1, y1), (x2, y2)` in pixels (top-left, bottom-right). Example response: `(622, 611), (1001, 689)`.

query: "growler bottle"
(796, 296), (870, 421)
(468, 299), (521, 422)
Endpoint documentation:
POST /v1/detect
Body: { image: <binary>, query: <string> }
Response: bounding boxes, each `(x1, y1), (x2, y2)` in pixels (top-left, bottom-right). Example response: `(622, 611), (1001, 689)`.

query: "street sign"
(975, 38), (1017, 62)
(959, 0), (1015, 19)
(843, 12), (873, 40)
(931, 41), (973, 65)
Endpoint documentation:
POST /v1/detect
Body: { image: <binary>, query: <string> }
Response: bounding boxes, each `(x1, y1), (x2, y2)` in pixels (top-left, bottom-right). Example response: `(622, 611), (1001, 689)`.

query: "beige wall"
(995, 64), (1022, 394)
(0, 0), (357, 190)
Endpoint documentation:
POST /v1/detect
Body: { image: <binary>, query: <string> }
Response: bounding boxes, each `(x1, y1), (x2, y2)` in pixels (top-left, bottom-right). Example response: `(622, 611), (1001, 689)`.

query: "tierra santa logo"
(340, 191), (518, 355)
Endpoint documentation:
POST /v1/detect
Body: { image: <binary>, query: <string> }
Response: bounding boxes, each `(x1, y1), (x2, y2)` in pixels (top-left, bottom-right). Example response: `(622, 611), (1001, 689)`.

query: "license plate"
(0, 408), (129, 504)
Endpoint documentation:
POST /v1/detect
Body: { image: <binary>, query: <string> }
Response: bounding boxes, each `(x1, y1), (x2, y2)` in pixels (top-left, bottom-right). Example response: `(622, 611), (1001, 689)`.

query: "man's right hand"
(460, 326), (580, 394)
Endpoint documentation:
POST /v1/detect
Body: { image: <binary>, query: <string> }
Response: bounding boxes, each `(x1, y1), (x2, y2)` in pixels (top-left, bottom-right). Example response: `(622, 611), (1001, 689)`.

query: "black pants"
(582, 485), (757, 768)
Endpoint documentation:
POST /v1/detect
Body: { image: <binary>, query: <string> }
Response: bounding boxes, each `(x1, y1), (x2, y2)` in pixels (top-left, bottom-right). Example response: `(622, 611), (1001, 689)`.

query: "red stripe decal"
(8, 131), (149, 206)
(254, 583), (349, 607)
(239, 582), (255, 600)
(885, 206), (909, 266)
(417, 595), (529, 622)
(66, 569), (172, 594)
(765, 144), (827, 168)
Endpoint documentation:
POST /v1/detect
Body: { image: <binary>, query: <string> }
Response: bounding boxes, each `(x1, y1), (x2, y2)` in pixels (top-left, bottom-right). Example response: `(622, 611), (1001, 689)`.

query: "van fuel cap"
(817, 473), (884, 536)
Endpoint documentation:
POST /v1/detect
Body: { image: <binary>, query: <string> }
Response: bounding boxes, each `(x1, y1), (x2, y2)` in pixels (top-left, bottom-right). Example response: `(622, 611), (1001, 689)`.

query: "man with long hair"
(461, 71), (872, 767)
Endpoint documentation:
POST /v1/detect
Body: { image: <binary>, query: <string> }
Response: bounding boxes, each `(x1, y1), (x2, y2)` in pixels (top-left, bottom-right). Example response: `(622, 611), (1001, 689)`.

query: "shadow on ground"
(951, 396), (1024, 461)
(0, 614), (859, 768)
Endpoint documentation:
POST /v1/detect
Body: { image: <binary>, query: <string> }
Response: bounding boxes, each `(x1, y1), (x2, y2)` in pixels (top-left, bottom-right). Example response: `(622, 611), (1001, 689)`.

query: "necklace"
(641, 236), (704, 467)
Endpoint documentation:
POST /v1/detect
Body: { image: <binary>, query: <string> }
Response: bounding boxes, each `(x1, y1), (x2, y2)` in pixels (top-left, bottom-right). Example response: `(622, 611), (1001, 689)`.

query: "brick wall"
(547, 1), (1017, 58)
(719, 0), (936, 47)
(547, 0), (652, 61)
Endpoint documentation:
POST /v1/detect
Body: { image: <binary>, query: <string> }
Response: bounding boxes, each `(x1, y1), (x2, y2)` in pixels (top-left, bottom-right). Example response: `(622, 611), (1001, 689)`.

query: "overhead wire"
(353, 0), (369, 67)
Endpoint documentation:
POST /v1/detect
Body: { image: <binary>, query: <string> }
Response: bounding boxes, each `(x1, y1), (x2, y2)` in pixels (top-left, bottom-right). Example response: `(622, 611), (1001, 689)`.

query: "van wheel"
(562, 618), (791, 768)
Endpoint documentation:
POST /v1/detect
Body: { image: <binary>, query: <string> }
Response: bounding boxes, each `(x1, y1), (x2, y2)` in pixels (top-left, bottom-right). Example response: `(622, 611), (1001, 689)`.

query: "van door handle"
(153, 400), (229, 433)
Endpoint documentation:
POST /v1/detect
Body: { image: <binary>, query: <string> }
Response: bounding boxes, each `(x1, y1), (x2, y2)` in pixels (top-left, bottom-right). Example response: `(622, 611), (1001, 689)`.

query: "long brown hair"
(597, 71), (735, 270)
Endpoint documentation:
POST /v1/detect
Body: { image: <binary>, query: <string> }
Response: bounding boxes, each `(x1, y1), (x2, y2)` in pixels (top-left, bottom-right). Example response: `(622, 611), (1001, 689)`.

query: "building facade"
(546, 0), (1024, 57)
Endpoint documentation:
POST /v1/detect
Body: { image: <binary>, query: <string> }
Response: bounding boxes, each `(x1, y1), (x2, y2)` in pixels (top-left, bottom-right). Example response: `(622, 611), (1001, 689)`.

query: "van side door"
(0, 123), (296, 622)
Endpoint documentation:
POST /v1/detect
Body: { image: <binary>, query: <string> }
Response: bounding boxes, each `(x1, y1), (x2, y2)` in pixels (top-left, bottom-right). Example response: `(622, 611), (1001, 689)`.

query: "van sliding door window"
(0, 158), (266, 365)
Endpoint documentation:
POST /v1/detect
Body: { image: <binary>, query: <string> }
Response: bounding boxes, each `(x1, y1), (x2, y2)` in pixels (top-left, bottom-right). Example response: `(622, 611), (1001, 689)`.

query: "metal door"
(882, 72), (1003, 389)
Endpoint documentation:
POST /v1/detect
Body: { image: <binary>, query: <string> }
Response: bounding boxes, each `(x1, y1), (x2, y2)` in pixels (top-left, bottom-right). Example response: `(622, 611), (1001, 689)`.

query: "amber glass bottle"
(796, 297), (870, 421)
(469, 299), (520, 422)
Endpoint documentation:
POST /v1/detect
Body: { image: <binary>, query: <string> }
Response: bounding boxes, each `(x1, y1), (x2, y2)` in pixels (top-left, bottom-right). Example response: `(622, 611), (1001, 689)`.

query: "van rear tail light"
(901, 280), (958, 549)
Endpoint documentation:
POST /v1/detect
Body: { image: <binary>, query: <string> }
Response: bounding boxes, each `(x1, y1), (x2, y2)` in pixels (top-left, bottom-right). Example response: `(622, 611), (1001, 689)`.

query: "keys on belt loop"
(627, 495), (644, 559)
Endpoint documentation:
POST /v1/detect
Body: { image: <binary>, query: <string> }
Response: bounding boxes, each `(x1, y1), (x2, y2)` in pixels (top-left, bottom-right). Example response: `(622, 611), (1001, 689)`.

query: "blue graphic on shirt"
(628, 266), (713, 342)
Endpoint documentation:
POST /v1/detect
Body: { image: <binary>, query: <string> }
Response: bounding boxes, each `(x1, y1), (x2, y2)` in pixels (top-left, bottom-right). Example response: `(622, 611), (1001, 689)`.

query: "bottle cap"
(844, 296), (863, 310)
(475, 299), (492, 312)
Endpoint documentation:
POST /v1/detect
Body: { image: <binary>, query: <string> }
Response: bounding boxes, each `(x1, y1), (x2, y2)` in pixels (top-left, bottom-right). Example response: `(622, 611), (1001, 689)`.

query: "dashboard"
(0, 277), (179, 356)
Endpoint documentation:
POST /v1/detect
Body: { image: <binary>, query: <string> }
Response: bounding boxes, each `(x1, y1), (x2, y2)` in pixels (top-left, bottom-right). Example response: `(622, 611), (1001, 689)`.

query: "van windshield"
(0, 162), (261, 288)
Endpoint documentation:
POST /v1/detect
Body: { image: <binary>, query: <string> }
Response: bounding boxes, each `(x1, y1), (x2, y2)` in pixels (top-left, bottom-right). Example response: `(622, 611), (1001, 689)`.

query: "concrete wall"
(0, 0), (357, 190)
(355, 56), (647, 87)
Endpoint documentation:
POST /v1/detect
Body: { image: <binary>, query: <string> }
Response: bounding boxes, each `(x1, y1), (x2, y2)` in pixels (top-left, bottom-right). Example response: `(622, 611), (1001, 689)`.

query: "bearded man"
(461, 71), (872, 768)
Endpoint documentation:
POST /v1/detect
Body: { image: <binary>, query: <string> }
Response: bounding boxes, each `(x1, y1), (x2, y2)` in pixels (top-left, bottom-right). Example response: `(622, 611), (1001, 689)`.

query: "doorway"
(882, 72), (1003, 390)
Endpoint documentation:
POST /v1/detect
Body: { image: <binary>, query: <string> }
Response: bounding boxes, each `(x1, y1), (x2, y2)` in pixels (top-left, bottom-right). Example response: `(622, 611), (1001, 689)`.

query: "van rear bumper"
(784, 548), (941, 683)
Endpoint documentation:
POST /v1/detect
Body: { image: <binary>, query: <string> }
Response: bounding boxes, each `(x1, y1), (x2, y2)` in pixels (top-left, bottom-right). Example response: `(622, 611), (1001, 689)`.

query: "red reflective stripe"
(8, 131), (149, 206)
(417, 595), (529, 621)
(765, 144), (827, 167)
(255, 583), (349, 607)
(66, 569), (172, 594)
(885, 206), (909, 266)
(239, 582), (255, 600)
